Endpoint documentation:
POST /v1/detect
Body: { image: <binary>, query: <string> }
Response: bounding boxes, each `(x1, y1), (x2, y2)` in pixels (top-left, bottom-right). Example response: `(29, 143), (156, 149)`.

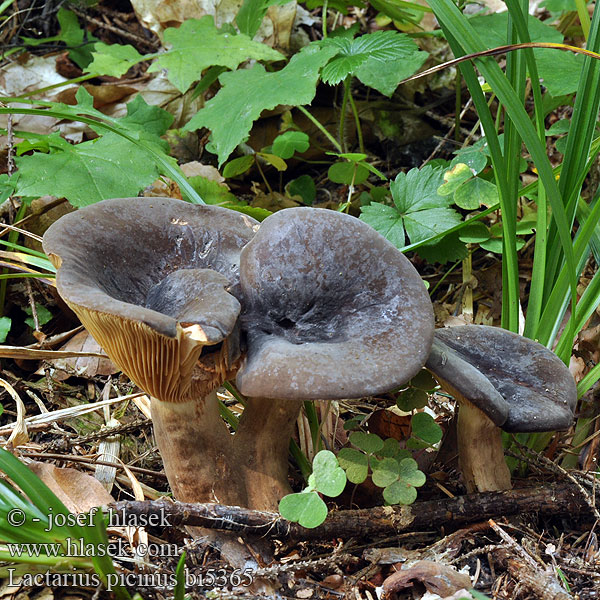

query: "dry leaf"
(382, 560), (472, 599)
(50, 330), (117, 381)
(28, 462), (115, 513)
(0, 378), (28, 448)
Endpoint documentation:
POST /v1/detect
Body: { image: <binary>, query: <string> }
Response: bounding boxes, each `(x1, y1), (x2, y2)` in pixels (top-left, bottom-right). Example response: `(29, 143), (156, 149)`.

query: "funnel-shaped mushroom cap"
(427, 325), (577, 432)
(236, 207), (435, 399)
(43, 197), (258, 403)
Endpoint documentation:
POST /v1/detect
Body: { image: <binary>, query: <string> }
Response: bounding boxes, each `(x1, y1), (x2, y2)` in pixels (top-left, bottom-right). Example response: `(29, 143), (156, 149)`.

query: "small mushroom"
(234, 207), (435, 508)
(425, 325), (577, 492)
(43, 197), (259, 506)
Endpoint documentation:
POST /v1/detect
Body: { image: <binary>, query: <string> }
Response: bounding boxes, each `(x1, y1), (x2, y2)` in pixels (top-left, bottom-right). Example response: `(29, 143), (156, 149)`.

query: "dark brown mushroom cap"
(43, 197), (258, 402)
(427, 325), (577, 432)
(235, 207), (435, 399)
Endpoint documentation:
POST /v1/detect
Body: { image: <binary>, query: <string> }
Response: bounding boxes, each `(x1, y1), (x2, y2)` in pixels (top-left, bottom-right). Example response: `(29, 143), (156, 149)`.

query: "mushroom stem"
(233, 398), (304, 511)
(150, 392), (244, 505)
(457, 399), (512, 493)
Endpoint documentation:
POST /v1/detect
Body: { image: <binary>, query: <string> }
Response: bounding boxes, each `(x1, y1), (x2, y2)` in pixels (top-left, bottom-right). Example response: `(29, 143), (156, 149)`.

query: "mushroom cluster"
(43, 197), (578, 510)
(43, 198), (435, 511)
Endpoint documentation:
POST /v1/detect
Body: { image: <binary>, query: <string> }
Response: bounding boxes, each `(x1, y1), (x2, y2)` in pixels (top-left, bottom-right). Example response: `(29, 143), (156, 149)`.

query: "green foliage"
(287, 175), (316, 205)
(88, 43), (144, 78)
(0, 317), (10, 343)
(271, 131), (310, 159)
(360, 165), (462, 252)
(320, 30), (428, 96)
(147, 16), (284, 93)
(0, 449), (130, 599)
(185, 44), (338, 164)
(23, 303), (52, 330)
(279, 450), (346, 528)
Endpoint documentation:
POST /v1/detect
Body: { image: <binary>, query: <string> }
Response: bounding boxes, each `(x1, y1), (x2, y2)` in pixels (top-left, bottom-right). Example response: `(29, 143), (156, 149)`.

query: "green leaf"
(306, 0), (364, 13)
(454, 177), (499, 210)
(349, 431), (384, 454)
(0, 317), (10, 343)
(287, 174), (316, 205)
(147, 16), (284, 93)
(320, 30), (425, 90)
(378, 437), (401, 459)
(0, 174), (14, 203)
(360, 203), (407, 247)
(371, 457), (400, 488)
(411, 412), (442, 445)
(257, 152), (287, 171)
(23, 304), (52, 329)
(14, 135), (161, 207)
(118, 95), (174, 138)
(184, 43), (338, 164)
(188, 176), (237, 204)
(396, 387), (428, 412)
(337, 448), (369, 483)
(236, 0), (298, 37)
(383, 479), (418, 505)
(279, 491), (328, 528)
(308, 450), (346, 497)
(451, 140), (489, 174)
(410, 370), (438, 391)
(458, 221), (490, 244)
(398, 457), (426, 487)
(416, 231), (468, 265)
(223, 155), (255, 178)
(272, 131), (310, 159)
(88, 43), (145, 77)
(438, 163), (473, 196)
(328, 161), (369, 184)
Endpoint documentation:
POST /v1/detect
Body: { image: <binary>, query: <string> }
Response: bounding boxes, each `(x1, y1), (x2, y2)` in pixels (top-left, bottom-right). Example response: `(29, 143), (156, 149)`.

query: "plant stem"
(297, 105), (342, 152)
(339, 77), (351, 152)
(347, 82), (364, 154)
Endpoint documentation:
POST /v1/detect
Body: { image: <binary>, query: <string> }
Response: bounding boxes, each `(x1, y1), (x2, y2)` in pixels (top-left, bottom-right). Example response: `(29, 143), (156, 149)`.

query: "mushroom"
(234, 207), (435, 508)
(425, 325), (577, 493)
(43, 197), (259, 506)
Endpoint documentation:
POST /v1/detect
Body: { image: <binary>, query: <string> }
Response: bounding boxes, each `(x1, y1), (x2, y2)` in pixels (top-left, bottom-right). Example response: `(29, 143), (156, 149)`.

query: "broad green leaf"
(278, 491), (328, 528)
(147, 16), (285, 93)
(188, 176), (237, 204)
(349, 431), (384, 454)
(258, 152), (287, 171)
(272, 131), (310, 159)
(88, 43), (145, 77)
(328, 161), (369, 184)
(287, 174), (316, 205)
(118, 95), (174, 138)
(378, 437), (400, 459)
(360, 203), (407, 247)
(451, 141), (489, 174)
(320, 30), (424, 88)
(454, 177), (499, 210)
(546, 119), (571, 136)
(371, 457), (400, 488)
(337, 448), (369, 483)
(383, 479), (417, 505)
(458, 221), (490, 244)
(391, 166), (449, 212)
(334, 152), (368, 162)
(416, 231), (468, 265)
(410, 370), (438, 391)
(0, 174), (14, 203)
(308, 450), (346, 497)
(411, 412), (442, 445)
(396, 388), (428, 412)
(236, 0), (292, 38)
(184, 43), (338, 164)
(14, 134), (161, 207)
(403, 207), (462, 246)
(0, 317), (10, 343)
(398, 457), (426, 487)
(438, 163), (473, 196)
(223, 155), (255, 178)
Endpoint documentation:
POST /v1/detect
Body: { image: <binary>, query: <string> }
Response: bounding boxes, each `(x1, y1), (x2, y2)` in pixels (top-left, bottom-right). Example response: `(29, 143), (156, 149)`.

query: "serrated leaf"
(396, 388), (429, 412)
(404, 207), (463, 245)
(223, 155), (254, 178)
(383, 479), (418, 505)
(309, 450), (346, 497)
(350, 431), (384, 454)
(320, 30), (424, 87)
(411, 413), (442, 445)
(88, 43), (144, 77)
(184, 43), (338, 164)
(371, 457), (400, 488)
(147, 16), (285, 93)
(272, 131), (310, 159)
(360, 203), (407, 247)
(14, 134), (161, 207)
(279, 491), (328, 528)
(454, 177), (499, 210)
(337, 448), (369, 483)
